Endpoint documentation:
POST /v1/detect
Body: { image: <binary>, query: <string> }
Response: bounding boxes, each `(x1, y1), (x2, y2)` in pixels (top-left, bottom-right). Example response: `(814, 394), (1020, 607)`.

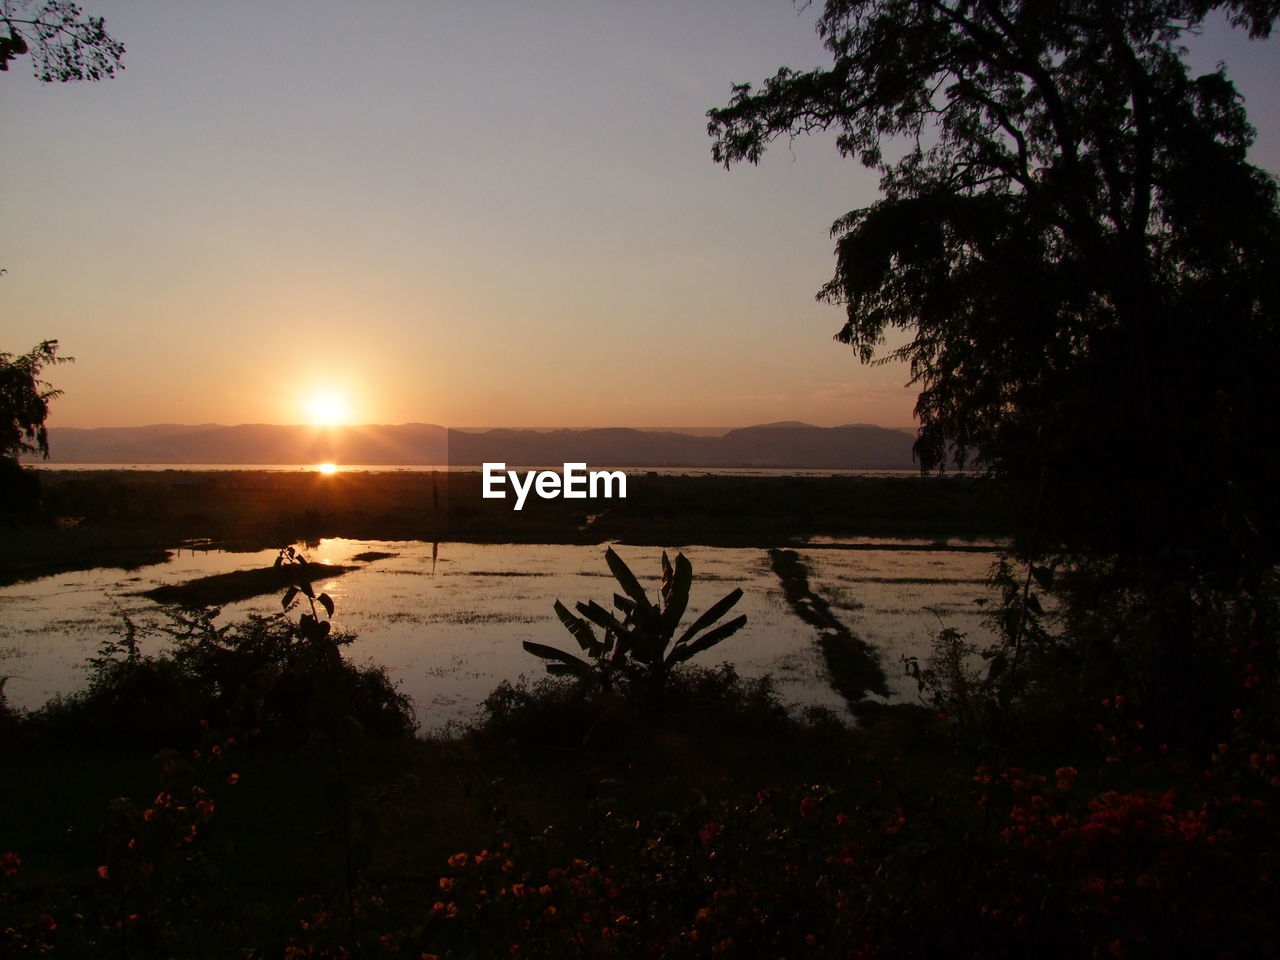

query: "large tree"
(1, 0), (123, 81)
(709, 1), (1280, 739)
(709, 1), (1279, 577)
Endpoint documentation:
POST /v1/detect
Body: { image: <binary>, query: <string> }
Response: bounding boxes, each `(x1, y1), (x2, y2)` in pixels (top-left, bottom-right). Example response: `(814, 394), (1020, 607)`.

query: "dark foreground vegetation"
(3, 539), (1278, 958)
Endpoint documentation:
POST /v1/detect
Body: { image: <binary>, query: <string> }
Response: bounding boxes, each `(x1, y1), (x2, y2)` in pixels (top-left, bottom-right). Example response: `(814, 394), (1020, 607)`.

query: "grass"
(0, 524), (172, 587)
(140, 562), (358, 607)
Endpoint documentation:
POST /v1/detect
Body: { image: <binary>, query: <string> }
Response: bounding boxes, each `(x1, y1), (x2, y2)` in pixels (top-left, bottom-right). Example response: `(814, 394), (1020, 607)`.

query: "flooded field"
(0, 539), (1000, 732)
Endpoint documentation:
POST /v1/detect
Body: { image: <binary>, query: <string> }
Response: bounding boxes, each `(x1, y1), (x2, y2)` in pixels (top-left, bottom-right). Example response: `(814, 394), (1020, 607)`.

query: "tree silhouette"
(709, 1), (1279, 574)
(709, 1), (1280, 742)
(1, 339), (71, 466)
(0, 339), (71, 520)
(1, 0), (124, 82)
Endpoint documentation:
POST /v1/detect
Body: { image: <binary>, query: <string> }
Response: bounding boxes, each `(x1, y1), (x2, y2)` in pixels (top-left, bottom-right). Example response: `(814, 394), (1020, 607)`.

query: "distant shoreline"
(28, 422), (926, 472)
(7, 470), (1006, 587)
(28, 462), (928, 478)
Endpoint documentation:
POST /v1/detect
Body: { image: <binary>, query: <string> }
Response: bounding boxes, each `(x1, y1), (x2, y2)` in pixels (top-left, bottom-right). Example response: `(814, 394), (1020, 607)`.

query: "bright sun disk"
(305, 390), (351, 426)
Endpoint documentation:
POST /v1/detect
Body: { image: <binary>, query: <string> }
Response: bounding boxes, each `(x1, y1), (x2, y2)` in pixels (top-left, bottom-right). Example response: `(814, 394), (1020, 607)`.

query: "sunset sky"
(3, 1), (1278, 430)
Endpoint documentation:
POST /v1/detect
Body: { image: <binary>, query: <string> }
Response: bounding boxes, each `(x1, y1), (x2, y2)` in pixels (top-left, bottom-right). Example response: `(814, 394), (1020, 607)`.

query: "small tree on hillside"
(1, 339), (70, 465)
(1, 339), (71, 518)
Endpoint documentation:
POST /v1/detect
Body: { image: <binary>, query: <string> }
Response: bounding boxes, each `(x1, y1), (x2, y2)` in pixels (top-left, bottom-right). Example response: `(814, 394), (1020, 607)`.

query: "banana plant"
(524, 547), (747, 687)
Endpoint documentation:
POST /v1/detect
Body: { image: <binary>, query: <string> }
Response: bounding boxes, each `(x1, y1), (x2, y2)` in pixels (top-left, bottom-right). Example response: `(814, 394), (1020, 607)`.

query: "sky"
(3, 1), (1278, 430)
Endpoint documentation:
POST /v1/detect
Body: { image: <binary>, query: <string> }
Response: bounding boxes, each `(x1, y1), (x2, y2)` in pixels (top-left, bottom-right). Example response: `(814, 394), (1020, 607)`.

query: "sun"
(304, 390), (351, 427)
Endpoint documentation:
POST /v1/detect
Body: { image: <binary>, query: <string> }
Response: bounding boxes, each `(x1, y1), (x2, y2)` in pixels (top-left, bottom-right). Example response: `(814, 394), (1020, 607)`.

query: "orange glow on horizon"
(316, 462), (338, 474)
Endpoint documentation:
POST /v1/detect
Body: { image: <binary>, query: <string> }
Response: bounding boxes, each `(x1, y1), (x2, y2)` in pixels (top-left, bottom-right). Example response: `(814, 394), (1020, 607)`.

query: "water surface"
(0, 538), (999, 732)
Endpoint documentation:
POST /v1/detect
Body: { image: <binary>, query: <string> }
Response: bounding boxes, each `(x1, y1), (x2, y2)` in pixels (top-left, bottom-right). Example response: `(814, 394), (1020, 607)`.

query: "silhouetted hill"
(40, 424), (449, 466)
(38, 423), (919, 470)
(445, 427), (712, 467)
(715, 425), (913, 468)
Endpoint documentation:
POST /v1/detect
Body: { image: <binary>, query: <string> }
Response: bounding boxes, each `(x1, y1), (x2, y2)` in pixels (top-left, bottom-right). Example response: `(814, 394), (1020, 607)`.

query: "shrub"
(25, 609), (414, 748)
(470, 662), (802, 757)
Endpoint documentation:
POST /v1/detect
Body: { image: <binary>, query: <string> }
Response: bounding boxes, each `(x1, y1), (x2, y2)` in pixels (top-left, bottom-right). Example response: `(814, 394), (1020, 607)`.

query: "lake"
(0, 538), (1001, 733)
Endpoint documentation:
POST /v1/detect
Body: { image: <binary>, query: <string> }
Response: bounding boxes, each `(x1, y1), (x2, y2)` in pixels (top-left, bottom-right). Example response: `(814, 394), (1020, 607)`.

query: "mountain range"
(35, 422), (921, 470)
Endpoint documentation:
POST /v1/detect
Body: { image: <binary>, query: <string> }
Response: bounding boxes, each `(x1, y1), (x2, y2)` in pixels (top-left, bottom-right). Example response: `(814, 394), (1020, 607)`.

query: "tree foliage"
(708, 1), (1280, 577)
(1, 0), (124, 82)
(0, 339), (71, 465)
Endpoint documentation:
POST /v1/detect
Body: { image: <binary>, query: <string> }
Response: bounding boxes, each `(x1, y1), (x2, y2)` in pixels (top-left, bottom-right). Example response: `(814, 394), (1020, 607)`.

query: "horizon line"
(46, 421), (919, 433)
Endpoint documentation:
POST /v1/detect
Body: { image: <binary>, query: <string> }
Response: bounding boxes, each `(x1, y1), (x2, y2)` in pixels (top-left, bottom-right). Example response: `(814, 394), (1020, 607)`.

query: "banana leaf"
(606, 547), (654, 614)
(522, 640), (595, 679)
(667, 614), (748, 665)
(674, 587), (744, 647)
(576, 600), (630, 639)
(660, 552), (693, 633)
(553, 600), (603, 656)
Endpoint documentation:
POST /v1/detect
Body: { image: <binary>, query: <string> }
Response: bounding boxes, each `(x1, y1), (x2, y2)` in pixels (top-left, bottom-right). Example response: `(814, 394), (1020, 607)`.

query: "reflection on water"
(0, 539), (999, 733)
